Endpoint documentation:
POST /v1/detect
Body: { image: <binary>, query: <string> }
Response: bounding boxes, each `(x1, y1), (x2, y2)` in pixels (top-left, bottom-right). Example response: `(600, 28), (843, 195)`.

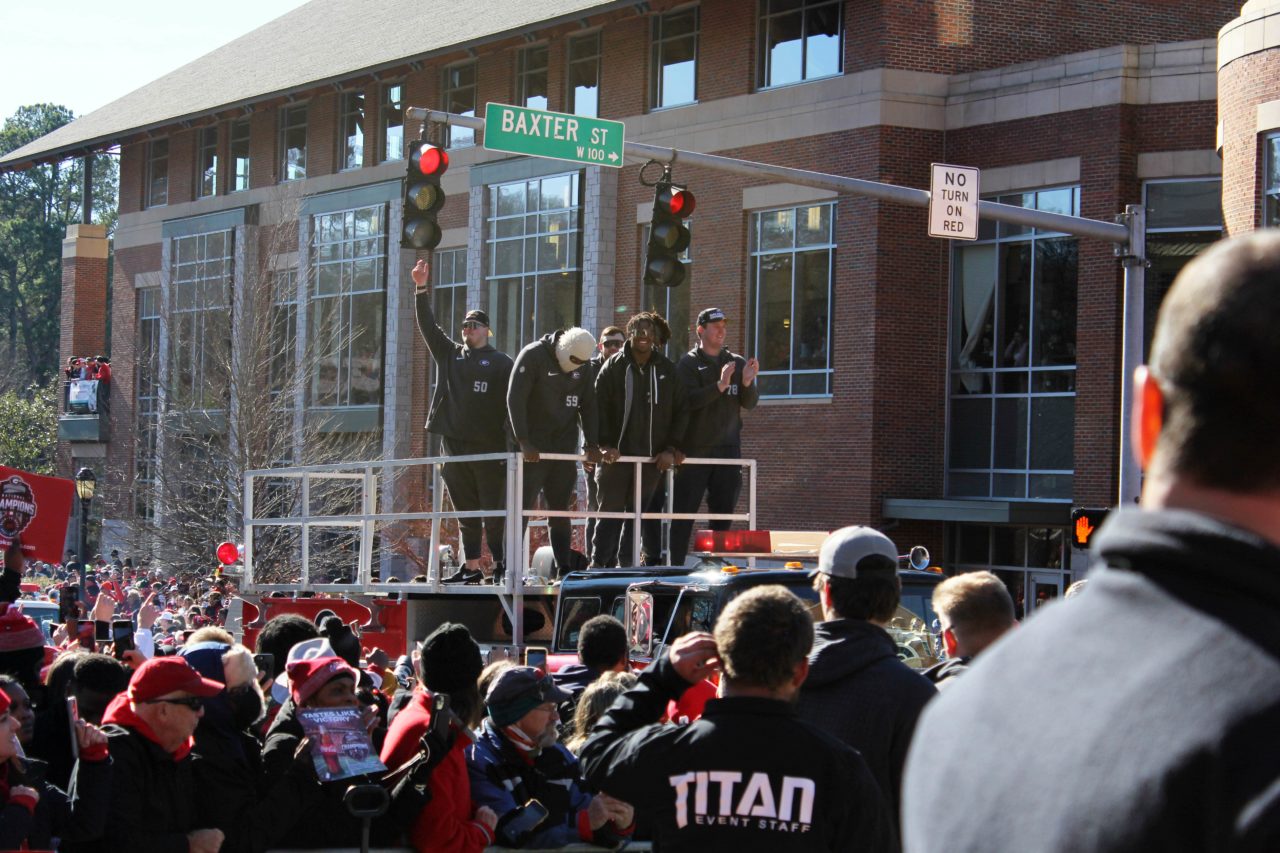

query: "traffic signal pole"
(407, 107), (1146, 508)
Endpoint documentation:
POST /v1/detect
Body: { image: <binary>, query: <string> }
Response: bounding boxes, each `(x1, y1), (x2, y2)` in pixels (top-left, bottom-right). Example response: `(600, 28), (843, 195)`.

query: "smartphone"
(111, 620), (135, 658)
(523, 647), (548, 674)
(66, 697), (80, 760)
(73, 621), (95, 651)
(430, 692), (452, 743)
(253, 653), (274, 679)
(498, 799), (550, 846)
(94, 620), (111, 642)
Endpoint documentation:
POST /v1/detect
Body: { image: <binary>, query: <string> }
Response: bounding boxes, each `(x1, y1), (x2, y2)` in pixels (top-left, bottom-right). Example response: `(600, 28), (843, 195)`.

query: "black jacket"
(0, 755), (110, 851)
(675, 347), (759, 455)
(796, 618), (937, 821)
(903, 508), (1280, 853)
(594, 342), (688, 456)
(415, 290), (513, 448)
(508, 332), (599, 453)
(580, 655), (896, 852)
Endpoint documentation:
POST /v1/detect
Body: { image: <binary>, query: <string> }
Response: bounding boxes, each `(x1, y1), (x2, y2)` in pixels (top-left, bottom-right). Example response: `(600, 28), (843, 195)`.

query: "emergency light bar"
(693, 530), (830, 558)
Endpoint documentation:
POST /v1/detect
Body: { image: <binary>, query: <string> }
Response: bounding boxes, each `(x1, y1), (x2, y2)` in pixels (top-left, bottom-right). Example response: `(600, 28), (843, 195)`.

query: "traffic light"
(401, 141), (448, 250)
(1070, 507), (1110, 550)
(644, 181), (695, 287)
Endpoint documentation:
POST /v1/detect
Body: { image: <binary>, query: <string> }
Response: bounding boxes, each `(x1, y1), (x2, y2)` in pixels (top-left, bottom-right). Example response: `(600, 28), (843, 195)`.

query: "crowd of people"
(62, 356), (111, 415)
(412, 258), (759, 584)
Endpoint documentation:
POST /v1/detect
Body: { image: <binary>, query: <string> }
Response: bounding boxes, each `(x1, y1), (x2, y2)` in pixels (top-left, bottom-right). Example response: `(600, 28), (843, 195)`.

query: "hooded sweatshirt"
(594, 342), (689, 456)
(507, 331), (599, 453)
(796, 618), (937, 821)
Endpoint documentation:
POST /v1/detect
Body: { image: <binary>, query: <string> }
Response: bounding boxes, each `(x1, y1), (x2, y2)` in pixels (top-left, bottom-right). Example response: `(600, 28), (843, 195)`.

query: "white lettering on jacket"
(669, 770), (815, 830)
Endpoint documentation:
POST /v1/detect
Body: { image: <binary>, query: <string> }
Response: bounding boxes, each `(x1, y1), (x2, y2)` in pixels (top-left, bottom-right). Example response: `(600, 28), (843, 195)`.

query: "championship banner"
(0, 466), (75, 563)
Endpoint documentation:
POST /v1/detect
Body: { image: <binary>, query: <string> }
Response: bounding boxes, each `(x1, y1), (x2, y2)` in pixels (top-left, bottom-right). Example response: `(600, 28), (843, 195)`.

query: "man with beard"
(181, 641), (320, 853)
(467, 666), (632, 847)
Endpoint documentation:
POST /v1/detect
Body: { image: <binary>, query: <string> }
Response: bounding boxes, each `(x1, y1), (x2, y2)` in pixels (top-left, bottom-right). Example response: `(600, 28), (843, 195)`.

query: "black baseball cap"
(697, 308), (727, 326)
(463, 309), (490, 327)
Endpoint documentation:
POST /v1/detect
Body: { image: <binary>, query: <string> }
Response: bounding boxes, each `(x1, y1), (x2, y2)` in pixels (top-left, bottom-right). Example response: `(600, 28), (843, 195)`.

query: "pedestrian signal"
(644, 181), (695, 287)
(401, 141), (448, 250)
(1070, 507), (1109, 550)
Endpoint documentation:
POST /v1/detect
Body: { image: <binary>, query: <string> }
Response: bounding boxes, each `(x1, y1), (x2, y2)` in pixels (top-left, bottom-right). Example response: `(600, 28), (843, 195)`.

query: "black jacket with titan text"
(507, 331), (599, 453)
(415, 290), (513, 449)
(594, 342), (689, 456)
(580, 655), (897, 853)
(903, 508), (1280, 853)
(675, 347), (759, 455)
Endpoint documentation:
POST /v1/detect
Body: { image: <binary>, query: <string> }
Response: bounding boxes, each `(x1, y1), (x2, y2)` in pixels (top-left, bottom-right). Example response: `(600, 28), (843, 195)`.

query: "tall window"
(432, 247), (469, 336)
(641, 221), (692, 357)
(197, 127), (218, 198)
(486, 172), (583, 355)
(381, 83), (404, 162)
(568, 32), (601, 117)
(339, 92), (365, 171)
(651, 7), (699, 110)
(146, 139), (169, 208)
(136, 288), (161, 519)
(757, 0), (843, 89)
(443, 63), (477, 148)
(269, 270), (299, 408)
(1142, 178), (1222, 358)
(948, 186), (1080, 501)
(170, 230), (234, 411)
(279, 104), (308, 182)
(230, 119), (251, 192)
(310, 205), (386, 408)
(517, 45), (549, 111)
(1265, 134), (1280, 227)
(749, 203), (835, 397)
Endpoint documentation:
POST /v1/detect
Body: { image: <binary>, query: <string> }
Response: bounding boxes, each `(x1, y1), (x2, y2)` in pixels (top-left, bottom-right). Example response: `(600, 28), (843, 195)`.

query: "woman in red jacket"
(380, 623), (496, 853)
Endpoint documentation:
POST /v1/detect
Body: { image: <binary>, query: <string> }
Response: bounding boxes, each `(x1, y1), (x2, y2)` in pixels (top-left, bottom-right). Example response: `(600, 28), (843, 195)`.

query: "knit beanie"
(555, 328), (596, 373)
(319, 616), (362, 668)
(287, 656), (357, 706)
(0, 606), (44, 652)
(418, 622), (482, 694)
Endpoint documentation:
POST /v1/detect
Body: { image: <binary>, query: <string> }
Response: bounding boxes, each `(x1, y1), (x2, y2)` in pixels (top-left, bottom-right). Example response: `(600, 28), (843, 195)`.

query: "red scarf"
(102, 693), (193, 761)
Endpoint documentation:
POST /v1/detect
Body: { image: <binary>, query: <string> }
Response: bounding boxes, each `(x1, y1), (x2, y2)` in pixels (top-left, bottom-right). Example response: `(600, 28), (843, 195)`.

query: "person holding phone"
(0, 678), (112, 850)
(382, 622), (497, 853)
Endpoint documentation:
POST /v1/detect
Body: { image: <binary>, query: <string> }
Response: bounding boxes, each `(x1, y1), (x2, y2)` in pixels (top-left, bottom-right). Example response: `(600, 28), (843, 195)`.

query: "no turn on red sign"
(929, 163), (980, 240)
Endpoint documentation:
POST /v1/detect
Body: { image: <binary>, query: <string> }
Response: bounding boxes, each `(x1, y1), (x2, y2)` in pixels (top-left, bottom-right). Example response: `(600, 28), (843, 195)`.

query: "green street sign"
(483, 103), (625, 168)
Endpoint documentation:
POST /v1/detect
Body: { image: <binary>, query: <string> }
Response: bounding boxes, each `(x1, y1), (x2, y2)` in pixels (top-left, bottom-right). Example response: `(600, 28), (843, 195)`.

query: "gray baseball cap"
(816, 526), (897, 579)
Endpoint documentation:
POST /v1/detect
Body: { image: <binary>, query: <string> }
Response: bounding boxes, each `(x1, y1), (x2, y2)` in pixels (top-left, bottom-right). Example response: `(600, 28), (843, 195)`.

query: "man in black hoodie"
(508, 327), (601, 578)
(903, 231), (1280, 852)
(413, 259), (514, 584)
(590, 312), (689, 568)
(796, 525), (936, 824)
(669, 307), (759, 565)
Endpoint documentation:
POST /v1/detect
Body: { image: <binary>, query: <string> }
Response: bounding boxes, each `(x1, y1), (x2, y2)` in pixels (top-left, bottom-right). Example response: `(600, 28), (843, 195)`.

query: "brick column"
(582, 165), (618, 336)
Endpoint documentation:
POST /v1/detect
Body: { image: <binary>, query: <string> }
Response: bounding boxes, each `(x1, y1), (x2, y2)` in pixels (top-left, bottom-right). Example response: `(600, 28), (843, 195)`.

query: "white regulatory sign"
(928, 163), (980, 241)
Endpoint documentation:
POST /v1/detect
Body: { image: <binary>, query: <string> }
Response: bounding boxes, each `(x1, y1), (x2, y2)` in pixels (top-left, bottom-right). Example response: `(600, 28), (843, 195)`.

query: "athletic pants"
(440, 437), (506, 564)
(521, 459), (578, 575)
(590, 461), (660, 567)
(669, 453), (743, 565)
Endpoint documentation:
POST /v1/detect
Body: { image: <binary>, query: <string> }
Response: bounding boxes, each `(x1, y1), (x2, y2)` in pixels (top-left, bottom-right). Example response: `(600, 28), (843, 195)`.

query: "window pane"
(1268, 136), (1280, 190)
(757, 254), (793, 370)
(342, 92), (364, 171)
(382, 84), (403, 162)
(541, 174), (573, 210)
(1030, 396), (1073, 470)
(1032, 239), (1077, 367)
(765, 12), (804, 87)
(759, 209), (794, 250)
(804, 4), (841, 79)
(996, 243), (1031, 367)
(948, 396), (991, 470)
(496, 184), (525, 216)
(796, 204), (831, 246)
(949, 470), (990, 497)
(1145, 180), (1223, 230)
(231, 121), (250, 192)
(993, 397), (1027, 470)
(952, 244), (996, 379)
(792, 251), (830, 370)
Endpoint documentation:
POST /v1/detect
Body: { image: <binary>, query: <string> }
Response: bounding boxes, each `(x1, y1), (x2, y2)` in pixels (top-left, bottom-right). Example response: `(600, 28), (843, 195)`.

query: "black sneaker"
(489, 562), (506, 586)
(443, 568), (483, 585)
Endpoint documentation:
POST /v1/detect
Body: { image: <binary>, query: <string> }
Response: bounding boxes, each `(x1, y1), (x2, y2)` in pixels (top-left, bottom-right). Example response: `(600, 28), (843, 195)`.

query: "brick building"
(1, 0), (1262, 611)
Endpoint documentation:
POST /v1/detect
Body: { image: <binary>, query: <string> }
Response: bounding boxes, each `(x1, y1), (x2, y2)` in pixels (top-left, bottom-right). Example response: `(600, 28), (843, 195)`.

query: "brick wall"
(1219, 49), (1280, 235)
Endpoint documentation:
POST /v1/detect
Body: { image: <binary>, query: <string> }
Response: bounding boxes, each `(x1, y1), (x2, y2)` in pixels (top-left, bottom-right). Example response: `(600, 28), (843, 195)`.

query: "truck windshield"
(556, 597), (602, 651)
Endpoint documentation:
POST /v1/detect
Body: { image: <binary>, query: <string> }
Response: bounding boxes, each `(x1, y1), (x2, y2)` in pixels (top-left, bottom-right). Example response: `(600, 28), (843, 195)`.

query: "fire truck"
(233, 454), (941, 670)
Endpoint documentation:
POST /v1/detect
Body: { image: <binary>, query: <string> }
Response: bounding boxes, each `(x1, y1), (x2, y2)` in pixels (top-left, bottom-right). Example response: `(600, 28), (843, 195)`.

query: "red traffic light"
(656, 185), (695, 218)
(412, 143), (449, 177)
(216, 541), (241, 566)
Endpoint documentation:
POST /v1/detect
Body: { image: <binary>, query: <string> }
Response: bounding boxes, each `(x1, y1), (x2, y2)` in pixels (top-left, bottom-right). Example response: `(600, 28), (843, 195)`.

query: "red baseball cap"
(128, 657), (225, 702)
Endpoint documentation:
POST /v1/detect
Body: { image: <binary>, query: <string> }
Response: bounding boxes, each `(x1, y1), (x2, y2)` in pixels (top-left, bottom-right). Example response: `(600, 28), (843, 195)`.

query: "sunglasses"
(601, 340), (623, 350)
(461, 321), (485, 330)
(144, 696), (204, 711)
(568, 355), (589, 366)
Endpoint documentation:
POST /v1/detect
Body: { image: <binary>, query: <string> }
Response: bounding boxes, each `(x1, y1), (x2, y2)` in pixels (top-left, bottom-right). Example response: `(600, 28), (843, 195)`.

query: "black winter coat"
(903, 508), (1280, 853)
(580, 655), (896, 852)
(0, 755), (110, 851)
(508, 332), (599, 453)
(675, 347), (759, 454)
(796, 618), (937, 822)
(415, 290), (513, 448)
(594, 342), (688, 456)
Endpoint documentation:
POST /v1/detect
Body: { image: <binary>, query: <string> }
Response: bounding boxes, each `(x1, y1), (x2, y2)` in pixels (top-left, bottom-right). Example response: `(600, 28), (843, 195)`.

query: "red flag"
(0, 467), (75, 563)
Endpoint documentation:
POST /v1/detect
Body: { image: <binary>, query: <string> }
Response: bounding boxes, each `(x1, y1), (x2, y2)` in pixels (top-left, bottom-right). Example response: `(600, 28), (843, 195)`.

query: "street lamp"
(74, 468), (95, 604)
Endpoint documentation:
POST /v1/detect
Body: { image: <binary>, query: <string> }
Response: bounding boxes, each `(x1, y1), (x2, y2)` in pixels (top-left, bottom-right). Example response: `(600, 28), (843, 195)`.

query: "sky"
(1, 0), (311, 122)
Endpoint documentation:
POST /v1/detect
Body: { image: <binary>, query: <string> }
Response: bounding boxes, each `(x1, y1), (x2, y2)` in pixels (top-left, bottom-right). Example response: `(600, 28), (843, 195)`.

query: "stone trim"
(1257, 98), (1280, 133)
(62, 224), (109, 259)
(438, 226), (468, 248)
(742, 184), (838, 211)
(979, 158), (1081, 195)
(1218, 1), (1280, 70)
(1135, 150), (1222, 179)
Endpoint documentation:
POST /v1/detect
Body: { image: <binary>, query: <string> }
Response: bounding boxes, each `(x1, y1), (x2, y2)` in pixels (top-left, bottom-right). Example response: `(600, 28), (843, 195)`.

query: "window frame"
(650, 5), (700, 111)
(443, 61), (478, 149)
(566, 30), (602, 118)
(230, 119), (251, 193)
(517, 43), (550, 111)
(279, 103), (309, 183)
(135, 287), (162, 520)
(1263, 133), (1280, 227)
(338, 90), (366, 172)
(169, 229), (235, 413)
(748, 201), (837, 399)
(380, 82), (405, 163)
(146, 138), (169, 208)
(756, 0), (845, 91)
(196, 127), (218, 199)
